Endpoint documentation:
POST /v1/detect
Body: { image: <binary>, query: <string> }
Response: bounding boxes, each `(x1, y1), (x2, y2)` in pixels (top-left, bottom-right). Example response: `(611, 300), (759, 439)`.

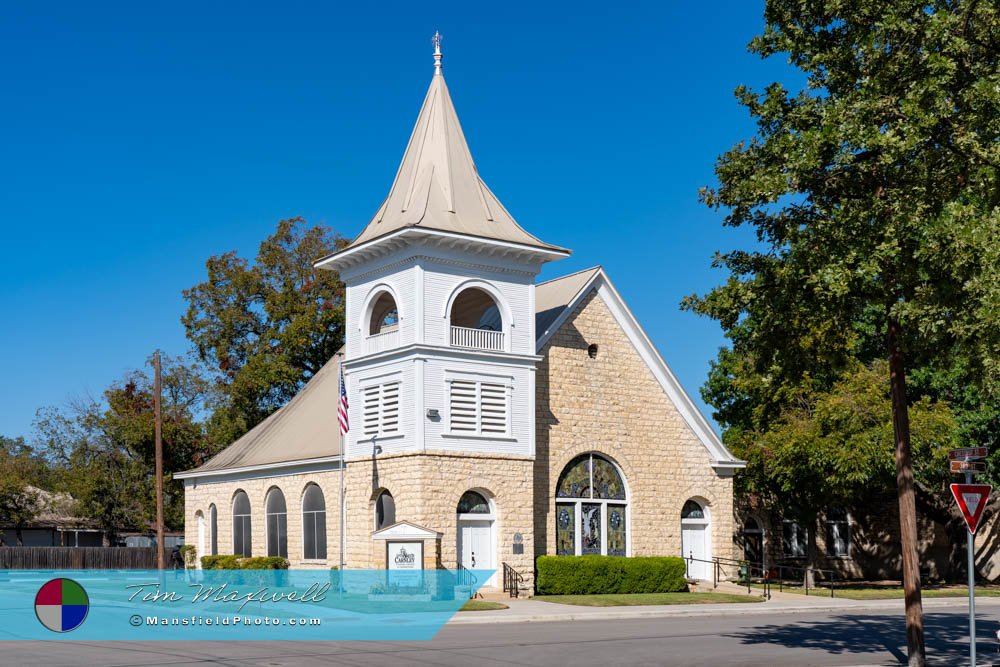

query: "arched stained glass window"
(232, 491), (252, 557)
(555, 453), (628, 556)
(457, 491), (490, 514)
(302, 485), (327, 560)
(265, 488), (288, 558)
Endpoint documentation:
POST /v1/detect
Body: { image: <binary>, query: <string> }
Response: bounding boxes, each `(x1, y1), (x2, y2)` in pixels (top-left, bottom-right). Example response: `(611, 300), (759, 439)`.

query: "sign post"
(948, 444), (990, 667)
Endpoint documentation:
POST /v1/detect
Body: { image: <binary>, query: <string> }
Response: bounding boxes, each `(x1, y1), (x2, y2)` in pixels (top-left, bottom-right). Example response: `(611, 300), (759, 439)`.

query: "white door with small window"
(458, 521), (494, 585)
(456, 490), (496, 587)
(681, 499), (711, 580)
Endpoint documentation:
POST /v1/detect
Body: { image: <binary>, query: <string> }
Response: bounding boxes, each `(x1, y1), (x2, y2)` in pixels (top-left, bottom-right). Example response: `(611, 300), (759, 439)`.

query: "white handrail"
(450, 326), (504, 351)
(366, 329), (399, 354)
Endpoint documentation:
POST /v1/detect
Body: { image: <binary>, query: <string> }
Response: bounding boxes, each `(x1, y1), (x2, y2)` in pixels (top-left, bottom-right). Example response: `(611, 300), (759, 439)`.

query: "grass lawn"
(760, 584), (1000, 600)
(459, 600), (509, 612)
(533, 592), (764, 606)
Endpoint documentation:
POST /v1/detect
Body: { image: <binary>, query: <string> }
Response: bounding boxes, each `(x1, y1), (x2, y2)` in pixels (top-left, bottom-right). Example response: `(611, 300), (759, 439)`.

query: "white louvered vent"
(363, 385), (380, 437)
(449, 379), (508, 436)
(381, 382), (400, 434)
(480, 383), (507, 434)
(363, 382), (400, 437)
(449, 380), (478, 433)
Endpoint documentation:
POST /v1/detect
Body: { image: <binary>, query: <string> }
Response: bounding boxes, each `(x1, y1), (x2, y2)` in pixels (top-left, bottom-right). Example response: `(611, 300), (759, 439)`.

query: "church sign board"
(386, 541), (423, 588)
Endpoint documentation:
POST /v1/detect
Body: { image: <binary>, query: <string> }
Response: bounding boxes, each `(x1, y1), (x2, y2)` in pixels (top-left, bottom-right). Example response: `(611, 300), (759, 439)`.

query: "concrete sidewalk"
(449, 591), (1000, 625)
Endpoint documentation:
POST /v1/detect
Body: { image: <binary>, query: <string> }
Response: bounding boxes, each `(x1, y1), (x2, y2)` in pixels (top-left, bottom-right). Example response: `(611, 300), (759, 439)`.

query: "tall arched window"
(374, 490), (395, 530)
(232, 491), (252, 557)
(555, 453), (628, 556)
(302, 484), (327, 560)
(209, 504), (218, 556)
(265, 488), (288, 558)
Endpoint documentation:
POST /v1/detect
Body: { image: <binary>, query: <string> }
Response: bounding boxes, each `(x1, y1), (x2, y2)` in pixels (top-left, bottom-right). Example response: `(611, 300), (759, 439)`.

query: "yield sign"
(950, 484), (992, 535)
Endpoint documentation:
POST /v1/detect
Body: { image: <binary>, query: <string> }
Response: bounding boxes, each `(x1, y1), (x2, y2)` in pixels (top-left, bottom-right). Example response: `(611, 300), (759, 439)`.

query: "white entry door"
(682, 523), (710, 580)
(458, 520), (495, 586)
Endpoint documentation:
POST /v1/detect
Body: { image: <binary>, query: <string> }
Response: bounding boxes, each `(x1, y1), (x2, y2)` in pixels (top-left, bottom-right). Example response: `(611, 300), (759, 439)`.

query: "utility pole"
(153, 351), (165, 570)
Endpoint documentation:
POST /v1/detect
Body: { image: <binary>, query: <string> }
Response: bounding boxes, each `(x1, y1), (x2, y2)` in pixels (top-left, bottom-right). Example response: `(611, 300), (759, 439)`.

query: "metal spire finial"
(432, 31), (443, 75)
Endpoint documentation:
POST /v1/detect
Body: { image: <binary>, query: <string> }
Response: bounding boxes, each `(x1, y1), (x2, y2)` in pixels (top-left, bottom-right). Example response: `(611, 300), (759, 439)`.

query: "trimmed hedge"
(201, 555), (290, 570)
(535, 555), (688, 595)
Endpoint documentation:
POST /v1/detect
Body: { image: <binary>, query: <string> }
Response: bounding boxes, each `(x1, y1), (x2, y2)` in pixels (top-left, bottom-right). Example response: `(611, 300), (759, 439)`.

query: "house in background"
(0, 486), (106, 547)
(178, 38), (745, 590)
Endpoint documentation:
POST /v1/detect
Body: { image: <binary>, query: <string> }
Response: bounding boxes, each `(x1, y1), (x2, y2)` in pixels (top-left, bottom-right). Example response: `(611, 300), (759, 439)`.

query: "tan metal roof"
(344, 65), (564, 253)
(180, 353), (344, 476)
(535, 266), (602, 335)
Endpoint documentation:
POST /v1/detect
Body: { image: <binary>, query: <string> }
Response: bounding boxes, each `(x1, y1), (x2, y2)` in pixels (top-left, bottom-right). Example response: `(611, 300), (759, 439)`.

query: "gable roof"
(175, 353), (344, 479)
(179, 268), (741, 477)
(535, 267), (744, 472)
(535, 266), (602, 340)
(335, 59), (566, 256)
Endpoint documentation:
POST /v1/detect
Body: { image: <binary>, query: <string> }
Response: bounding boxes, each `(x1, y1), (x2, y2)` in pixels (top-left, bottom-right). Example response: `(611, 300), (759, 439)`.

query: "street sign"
(950, 460), (987, 473)
(948, 447), (989, 461)
(950, 484), (991, 535)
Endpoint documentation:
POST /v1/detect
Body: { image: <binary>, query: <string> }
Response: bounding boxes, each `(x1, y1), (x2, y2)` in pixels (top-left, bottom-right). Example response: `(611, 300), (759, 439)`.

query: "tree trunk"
(805, 517), (818, 589)
(888, 312), (926, 666)
(15, 525), (23, 547)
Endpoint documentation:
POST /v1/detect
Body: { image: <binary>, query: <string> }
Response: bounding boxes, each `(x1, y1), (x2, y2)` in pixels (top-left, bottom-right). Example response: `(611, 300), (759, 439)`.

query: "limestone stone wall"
(342, 451), (536, 587)
(534, 290), (736, 564)
(183, 469), (343, 569)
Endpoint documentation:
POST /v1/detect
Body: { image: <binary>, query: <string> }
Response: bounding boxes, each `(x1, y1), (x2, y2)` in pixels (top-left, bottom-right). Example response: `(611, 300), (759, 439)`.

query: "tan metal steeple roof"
(344, 34), (565, 254)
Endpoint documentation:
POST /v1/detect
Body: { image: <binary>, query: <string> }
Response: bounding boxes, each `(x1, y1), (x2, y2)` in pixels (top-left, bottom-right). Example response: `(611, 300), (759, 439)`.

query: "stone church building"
(178, 40), (744, 590)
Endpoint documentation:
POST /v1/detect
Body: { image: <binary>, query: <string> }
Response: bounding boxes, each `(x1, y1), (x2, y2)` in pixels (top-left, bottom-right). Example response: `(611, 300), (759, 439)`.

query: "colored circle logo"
(34, 578), (89, 633)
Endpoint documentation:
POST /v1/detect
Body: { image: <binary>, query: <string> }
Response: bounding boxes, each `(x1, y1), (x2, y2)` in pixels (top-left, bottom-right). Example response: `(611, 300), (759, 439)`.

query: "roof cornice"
(315, 227), (569, 274)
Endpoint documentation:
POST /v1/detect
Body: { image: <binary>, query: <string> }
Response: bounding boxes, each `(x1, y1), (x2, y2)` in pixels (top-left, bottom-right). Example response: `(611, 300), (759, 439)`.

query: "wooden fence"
(0, 547), (157, 569)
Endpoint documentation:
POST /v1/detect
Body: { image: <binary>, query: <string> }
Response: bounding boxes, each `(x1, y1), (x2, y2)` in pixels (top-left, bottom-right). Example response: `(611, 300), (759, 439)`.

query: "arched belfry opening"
(368, 292), (399, 336)
(449, 288), (504, 351)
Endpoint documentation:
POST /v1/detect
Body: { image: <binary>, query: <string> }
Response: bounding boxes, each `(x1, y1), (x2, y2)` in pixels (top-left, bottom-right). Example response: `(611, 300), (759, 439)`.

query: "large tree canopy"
(34, 356), (210, 535)
(182, 217), (347, 444)
(685, 2), (999, 663)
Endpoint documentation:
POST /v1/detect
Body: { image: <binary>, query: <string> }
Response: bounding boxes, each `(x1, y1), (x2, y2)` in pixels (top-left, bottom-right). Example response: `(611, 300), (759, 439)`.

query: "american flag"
(338, 369), (350, 435)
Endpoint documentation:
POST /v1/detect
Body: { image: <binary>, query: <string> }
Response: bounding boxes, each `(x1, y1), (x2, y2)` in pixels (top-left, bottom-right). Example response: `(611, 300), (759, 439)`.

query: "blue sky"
(0, 1), (799, 440)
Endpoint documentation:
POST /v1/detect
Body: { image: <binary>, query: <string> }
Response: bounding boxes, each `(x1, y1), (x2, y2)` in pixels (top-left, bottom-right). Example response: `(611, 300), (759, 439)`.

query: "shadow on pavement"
(727, 612), (1000, 665)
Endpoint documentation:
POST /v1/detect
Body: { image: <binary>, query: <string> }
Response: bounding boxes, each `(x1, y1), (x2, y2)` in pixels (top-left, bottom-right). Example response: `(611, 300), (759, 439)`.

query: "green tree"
(685, 3), (1000, 663)
(733, 362), (958, 582)
(182, 217), (347, 445)
(35, 356), (210, 538)
(0, 436), (47, 546)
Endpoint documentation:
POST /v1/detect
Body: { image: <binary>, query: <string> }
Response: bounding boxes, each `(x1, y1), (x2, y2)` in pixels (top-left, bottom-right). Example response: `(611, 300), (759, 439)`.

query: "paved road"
(9, 607), (1000, 666)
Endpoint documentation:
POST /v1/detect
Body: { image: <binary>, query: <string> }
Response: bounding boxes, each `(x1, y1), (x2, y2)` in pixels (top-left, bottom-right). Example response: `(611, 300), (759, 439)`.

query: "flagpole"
(339, 353), (346, 575)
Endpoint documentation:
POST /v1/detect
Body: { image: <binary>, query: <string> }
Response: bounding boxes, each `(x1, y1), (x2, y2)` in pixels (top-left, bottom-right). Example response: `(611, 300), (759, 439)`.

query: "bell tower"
(316, 34), (569, 462)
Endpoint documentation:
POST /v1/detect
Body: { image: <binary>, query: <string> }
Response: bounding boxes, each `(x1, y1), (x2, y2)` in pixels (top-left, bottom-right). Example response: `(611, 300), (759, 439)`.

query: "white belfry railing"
(450, 326), (505, 351)
(366, 329), (399, 354)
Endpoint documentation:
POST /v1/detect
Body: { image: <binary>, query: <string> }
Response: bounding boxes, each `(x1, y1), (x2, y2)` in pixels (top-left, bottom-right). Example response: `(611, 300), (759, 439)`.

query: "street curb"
(447, 596), (1000, 626)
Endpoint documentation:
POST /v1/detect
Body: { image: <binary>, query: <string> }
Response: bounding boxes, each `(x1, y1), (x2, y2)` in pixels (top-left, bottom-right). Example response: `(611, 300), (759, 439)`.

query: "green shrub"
(535, 555), (688, 595)
(238, 556), (289, 570)
(199, 555), (289, 570)
(201, 555), (239, 570)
